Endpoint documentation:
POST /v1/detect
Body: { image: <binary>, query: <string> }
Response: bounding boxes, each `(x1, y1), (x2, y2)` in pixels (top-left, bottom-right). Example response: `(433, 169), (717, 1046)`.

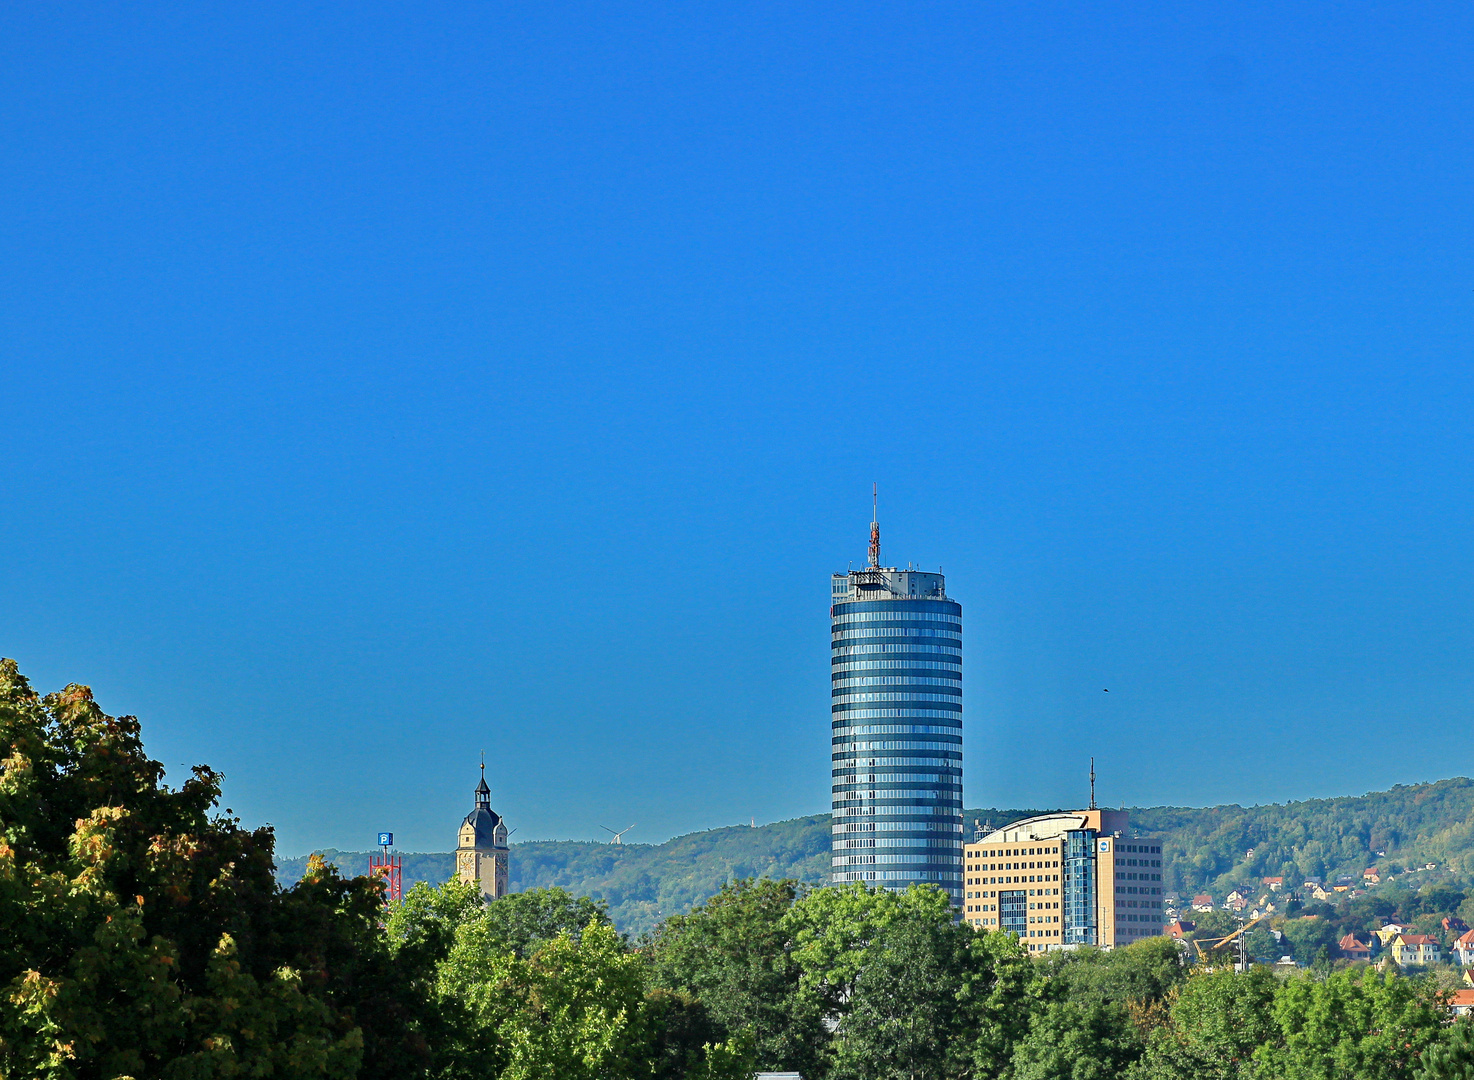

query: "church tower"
(456, 763), (509, 899)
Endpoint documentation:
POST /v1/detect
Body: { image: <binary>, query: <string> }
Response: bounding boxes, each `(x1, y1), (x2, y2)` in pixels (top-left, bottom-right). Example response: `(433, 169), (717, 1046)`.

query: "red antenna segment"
(868, 483), (881, 567)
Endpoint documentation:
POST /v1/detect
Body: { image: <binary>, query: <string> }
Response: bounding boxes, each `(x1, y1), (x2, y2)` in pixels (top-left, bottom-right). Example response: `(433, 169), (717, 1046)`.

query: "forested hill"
(277, 778), (1474, 935)
(276, 813), (840, 935)
(1135, 776), (1474, 896)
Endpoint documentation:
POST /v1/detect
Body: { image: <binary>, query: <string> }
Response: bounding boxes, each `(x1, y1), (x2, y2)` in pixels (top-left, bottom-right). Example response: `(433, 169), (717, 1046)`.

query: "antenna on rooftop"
(869, 483), (881, 567)
(1089, 757), (1097, 811)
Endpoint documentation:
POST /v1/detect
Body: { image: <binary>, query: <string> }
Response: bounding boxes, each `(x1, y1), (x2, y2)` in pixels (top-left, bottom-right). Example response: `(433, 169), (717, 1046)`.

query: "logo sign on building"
(1099, 840), (1111, 852)
(378, 832), (394, 847)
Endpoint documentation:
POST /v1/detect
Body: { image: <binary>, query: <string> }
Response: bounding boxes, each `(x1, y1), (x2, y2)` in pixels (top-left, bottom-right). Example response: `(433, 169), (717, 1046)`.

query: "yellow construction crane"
(1192, 914), (1267, 964)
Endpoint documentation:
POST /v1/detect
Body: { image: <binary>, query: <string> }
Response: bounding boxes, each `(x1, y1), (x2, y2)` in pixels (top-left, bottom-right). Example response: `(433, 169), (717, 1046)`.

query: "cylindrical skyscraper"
(830, 503), (962, 905)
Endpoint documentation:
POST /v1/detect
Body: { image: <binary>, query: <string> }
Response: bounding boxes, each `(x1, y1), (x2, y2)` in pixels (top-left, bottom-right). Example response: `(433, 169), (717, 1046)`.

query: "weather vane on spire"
(869, 483), (881, 567)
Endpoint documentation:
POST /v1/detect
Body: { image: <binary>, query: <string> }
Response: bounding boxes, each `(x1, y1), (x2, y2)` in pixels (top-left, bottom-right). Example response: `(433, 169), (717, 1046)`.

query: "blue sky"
(5, 3), (1474, 855)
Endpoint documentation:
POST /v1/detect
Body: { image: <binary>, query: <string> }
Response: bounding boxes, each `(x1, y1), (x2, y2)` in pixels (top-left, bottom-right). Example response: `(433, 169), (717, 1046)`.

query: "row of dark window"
(831, 600), (962, 616)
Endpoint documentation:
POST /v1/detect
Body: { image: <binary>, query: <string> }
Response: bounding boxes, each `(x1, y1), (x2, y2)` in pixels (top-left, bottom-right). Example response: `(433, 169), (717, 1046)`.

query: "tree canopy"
(9, 657), (1474, 1080)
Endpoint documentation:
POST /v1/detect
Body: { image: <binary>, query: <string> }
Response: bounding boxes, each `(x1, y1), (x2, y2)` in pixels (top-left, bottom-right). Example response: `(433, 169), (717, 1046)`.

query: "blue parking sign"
(378, 832), (393, 847)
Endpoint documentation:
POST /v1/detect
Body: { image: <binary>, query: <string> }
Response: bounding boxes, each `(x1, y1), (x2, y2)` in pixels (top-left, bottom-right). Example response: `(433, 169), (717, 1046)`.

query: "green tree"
(646, 878), (821, 1076)
(1279, 916), (1341, 967)
(1128, 965), (1278, 1080)
(469, 885), (614, 958)
(1036, 937), (1186, 1006)
(784, 880), (956, 1015)
(965, 929), (1035, 1078)
(1010, 937), (1188, 1080)
(780, 882), (1036, 1078)
(1008, 997), (1141, 1080)
(640, 988), (727, 1080)
(435, 919), (643, 1080)
(386, 878), (484, 959)
(1414, 1017), (1474, 1080)
(0, 660), (396, 1079)
(1245, 926), (1279, 963)
(435, 916), (754, 1080)
(1255, 968), (1448, 1080)
(1413, 886), (1465, 920)
(826, 915), (975, 1080)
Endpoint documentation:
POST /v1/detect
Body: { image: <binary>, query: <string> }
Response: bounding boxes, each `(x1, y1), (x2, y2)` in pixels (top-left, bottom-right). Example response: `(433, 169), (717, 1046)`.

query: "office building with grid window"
(830, 499), (963, 905)
(961, 809), (1166, 951)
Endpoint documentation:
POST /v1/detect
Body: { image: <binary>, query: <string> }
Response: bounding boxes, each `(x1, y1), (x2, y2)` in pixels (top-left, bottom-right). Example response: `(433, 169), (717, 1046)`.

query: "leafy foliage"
(12, 657), (1474, 1080)
(1130, 965), (1286, 1080)
(1255, 968), (1448, 1080)
(1415, 1018), (1474, 1080)
(645, 878), (822, 1075)
(0, 658), (419, 1079)
(826, 915), (981, 1080)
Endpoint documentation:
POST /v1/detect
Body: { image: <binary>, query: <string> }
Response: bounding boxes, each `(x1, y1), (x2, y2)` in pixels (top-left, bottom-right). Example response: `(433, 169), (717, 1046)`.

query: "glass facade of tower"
(830, 568), (962, 905)
(1062, 828), (1098, 945)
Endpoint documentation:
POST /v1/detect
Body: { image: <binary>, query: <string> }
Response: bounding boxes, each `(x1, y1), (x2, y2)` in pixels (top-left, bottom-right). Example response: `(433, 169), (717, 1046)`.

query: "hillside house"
(1191, 894), (1214, 912)
(1443, 916), (1470, 936)
(1310, 884), (1334, 902)
(1390, 934), (1441, 968)
(1263, 877), (1284, 892)
(1451, 929), (1474, 967)
(1337, 933), (1372, 962)
(1225, 891), (1249, 914)
(1452, 989), (1474, 1019)
(1362, 868), (1380, 885)
(1375, 923), (1413, 947)
(1164, 920), (1196, 939)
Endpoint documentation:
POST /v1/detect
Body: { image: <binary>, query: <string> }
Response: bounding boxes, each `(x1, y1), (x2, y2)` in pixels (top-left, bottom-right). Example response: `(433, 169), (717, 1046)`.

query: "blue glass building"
(830, 538), (963, 905)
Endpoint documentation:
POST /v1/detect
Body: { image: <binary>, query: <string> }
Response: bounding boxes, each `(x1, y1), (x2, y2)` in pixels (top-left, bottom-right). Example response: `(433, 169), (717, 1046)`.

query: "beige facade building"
(456, 765), (509, 899)
(962, 808), (1166, 952)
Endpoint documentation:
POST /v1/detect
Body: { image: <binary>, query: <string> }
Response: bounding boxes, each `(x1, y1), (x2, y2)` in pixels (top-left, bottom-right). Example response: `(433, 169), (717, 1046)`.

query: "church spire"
(476, 755), (490, 806)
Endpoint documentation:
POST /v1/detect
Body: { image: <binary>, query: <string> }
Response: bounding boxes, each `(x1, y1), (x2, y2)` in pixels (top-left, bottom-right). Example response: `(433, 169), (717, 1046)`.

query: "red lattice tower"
(369, 832), (402, 903)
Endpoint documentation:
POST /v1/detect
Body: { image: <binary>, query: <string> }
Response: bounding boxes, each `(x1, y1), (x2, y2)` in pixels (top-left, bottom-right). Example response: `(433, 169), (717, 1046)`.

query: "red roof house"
(1391, 934), (1441, 967)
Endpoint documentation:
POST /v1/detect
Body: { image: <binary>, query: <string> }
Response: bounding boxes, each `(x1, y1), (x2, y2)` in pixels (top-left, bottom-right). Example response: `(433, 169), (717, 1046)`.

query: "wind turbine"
(600, 824), (636, 845)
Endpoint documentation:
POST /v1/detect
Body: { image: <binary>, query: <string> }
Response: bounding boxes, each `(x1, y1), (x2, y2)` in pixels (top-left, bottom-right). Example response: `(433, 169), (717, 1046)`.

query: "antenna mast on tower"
(869, 483), (881, 567)
(1089, 758), (1097, 811)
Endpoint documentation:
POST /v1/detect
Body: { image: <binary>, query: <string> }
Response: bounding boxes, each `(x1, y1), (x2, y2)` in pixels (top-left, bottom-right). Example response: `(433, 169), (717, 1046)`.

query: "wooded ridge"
(279, 778), (1474, 935)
